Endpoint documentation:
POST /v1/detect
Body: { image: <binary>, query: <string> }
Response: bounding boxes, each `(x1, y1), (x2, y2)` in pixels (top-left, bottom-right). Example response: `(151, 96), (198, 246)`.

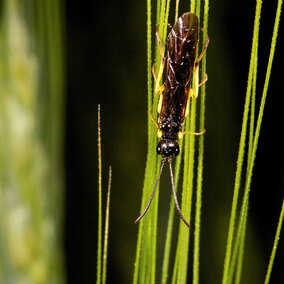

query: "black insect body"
(136, 12), (209, 228)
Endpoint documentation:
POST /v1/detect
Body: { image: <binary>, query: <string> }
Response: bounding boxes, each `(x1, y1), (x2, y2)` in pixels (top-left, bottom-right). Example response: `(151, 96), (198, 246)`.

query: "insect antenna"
(135, 157), (166, 224)
(168, 157), (190, 228)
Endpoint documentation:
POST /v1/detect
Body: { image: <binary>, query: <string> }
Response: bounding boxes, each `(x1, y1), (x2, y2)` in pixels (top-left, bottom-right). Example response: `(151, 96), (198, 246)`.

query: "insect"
(135, 12), (209, 228)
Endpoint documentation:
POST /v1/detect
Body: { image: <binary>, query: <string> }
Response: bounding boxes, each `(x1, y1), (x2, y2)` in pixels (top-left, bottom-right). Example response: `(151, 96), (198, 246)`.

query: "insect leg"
(185, 91), (192, 117)
(185, 72), (207, 117)
(188, 73), (208, 101)
(153, 31), (166, 94)
(152, 63), (157, 82)
(149, 111), (163, 138)
(196, 35), (210, 64)
(178, 129), (206, 139)
(152, 63), (165, 95)
(154, 59), (166, 94)
(199, 73), (208, 87)
(149, 111), (159, 129)
(155, 30), (164, 56)
(191, 36), (210, 99)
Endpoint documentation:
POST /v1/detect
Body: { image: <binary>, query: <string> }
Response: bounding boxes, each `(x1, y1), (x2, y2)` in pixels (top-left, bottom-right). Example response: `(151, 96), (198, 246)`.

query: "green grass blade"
(221, 1), (262, 283)
(225, 0), (282, 282)
(229, 47), (258, 283)
(133, 2), (170, 283)
(147, 0), (153, 142)
(175, 85), (199, 284)
(234, 205), (248, 284)
(193, 1), (209, 283)
(161, 141), (184, 284)
(174, 104), (195, 284)
(161, 3), (189, 283)
(228, 40), (259, 284)
(97, 105), (102, 284)
(175, 0), (180, 21)
(146, 7), (170, 282)
(237, 0), (283, 281)
(133, 2), (152, 283)
(244, 0), (281, 263)
(163, 0), (171, 43)
(264, 198), (284, 284)
(191, 0), (196, 14)
(261, 5), (284, 281)
(172, 2), (208, 283)
(102, 166), (112, 284)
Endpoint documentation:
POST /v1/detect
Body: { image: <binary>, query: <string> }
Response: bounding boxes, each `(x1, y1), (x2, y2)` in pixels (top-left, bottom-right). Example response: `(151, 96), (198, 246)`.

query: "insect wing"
(159, 13), (199, 133)
(167, 12), (198, 86)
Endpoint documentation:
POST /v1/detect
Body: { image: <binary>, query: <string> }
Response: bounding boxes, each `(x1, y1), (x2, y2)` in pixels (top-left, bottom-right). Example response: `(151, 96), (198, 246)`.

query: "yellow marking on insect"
(178, 131), (184, 139)
(157, 129), (162, 138)
(156, 84), (164, 95)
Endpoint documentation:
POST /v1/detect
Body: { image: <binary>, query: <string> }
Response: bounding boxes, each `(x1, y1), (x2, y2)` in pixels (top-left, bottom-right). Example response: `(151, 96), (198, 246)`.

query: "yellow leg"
(196, 35), (210, 64)
(157, 94), (163, 113)
(149, 111), (162, 138)
(152, 63), (165, 95)
(188, 35), (210, 100)
(192, 64), (200, 99)
(199, 73), (208, 87)
(185, 91), (193, 117)
(152, 31), (166, 94)
(150, 31), (166, 133)
(149, 111), (159, 129)
(178, 129), (206, 139)
(152, 63), (157, 82)
(154, 60), (165, 94)
(156, 30), (164, 56)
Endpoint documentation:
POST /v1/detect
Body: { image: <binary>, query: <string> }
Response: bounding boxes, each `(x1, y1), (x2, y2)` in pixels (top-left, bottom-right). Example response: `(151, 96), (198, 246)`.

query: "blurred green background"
(0, 0), (284, 283)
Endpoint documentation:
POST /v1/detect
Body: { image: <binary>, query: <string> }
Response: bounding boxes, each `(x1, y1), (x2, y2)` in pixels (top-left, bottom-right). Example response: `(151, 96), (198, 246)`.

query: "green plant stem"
(97, 105), (102, 284)
(191, 0), (196, 14)
(176, 99), (196, 284)
(234, 203), (248, 284)
(133, 2), (170, 283)
(237, 0), (283, 282)
(193, 1), (209, 283)
(161, 140), (183, 284)
(225, 0), (282, 282)
(102, 166), (112, 284)
(175, 0), (180, 21)
(264, 198), (284, 284)
(231, 46), (258, 284)
(133, 2), (152, 283)
(222, 1), (262, 283)
(174, 8), (202, 284)
(147, 0), (153, 141)
(163, 0), (171, 42)
(228, 37), (259, 284)
(157, 0), (167, 61)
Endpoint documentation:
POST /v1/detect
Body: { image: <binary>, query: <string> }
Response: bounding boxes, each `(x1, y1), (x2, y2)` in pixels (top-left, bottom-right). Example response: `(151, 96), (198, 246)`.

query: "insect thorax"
(159, 115), (181, 140)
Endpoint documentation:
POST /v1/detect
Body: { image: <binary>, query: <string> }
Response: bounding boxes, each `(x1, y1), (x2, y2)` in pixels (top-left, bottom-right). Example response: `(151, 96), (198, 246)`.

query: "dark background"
(65, 1), (284, 283)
